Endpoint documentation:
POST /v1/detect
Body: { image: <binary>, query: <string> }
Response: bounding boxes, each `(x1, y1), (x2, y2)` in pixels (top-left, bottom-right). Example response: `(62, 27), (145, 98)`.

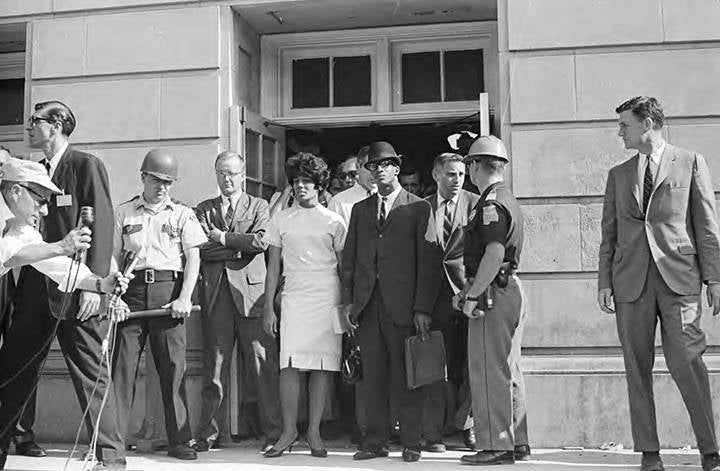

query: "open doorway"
(287, 119), (487, 197)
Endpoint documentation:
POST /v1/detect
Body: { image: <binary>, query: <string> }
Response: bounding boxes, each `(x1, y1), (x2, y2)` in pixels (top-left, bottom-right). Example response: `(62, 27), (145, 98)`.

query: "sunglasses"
(364, 159), (398, 172)
(337, 170), (358, 180)
(21, 184), (50, 206)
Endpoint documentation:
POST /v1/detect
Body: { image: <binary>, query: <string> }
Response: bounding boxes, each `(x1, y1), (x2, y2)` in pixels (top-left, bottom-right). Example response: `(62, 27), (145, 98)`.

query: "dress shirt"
(636, 140), (666, 209)
(435, 192), (459, 247)
(376, 185), (402, 221)
(43, 141), (68, 179)
(219, 191), (243, 246)
(328, 183), (375, 226)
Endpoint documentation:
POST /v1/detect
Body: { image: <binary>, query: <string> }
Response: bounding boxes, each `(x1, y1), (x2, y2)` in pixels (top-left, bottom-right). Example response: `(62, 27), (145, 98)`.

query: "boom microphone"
(73, 206), (94, 262)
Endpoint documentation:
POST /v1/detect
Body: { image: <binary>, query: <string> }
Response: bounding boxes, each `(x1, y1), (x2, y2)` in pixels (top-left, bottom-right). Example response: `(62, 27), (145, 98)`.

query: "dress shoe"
(91, 462), (127, 471)
(260, 439), (276, 453)
(462, 428), (477, 450)
(191, 438), (210, 452)
(14, 440), (46, 457)
(460, 450), (515, 465)
(703, 453), (720, 471)
(640, 452), (664, 471)
(353, 445), (389, 460)
(424, 440), (447, 453)
(402, 447), (422, 462)
(167, 444), (197, 460)
(514, 444), (531, 461)
(264, 433), (298, 458)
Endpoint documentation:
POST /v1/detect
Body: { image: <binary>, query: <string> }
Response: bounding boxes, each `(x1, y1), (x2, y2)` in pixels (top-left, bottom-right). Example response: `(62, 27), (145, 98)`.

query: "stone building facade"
(1, 0), (719, 448)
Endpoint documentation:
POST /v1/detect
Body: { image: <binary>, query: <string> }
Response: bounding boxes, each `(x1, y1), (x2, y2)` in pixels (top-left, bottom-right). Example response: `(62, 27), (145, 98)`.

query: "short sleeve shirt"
(114, 195), (207, 271)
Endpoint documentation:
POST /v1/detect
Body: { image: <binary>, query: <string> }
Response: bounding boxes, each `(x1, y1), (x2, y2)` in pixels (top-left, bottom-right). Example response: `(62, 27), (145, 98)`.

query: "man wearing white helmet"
(454, 135), (529, 466)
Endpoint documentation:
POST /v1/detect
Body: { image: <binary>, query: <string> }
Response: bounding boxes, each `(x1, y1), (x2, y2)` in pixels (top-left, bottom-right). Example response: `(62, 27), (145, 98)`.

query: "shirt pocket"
(678, 244), (697, 255)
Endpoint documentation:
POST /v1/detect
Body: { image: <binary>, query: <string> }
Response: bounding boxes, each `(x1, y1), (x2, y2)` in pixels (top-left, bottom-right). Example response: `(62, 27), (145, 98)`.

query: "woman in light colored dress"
(263, 153), (347, 458)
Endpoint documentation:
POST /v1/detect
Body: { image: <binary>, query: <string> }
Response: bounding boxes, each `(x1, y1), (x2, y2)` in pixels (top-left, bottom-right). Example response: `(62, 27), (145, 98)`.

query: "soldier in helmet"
(453, 135), (529, 466)
(111, 148), (207, 461)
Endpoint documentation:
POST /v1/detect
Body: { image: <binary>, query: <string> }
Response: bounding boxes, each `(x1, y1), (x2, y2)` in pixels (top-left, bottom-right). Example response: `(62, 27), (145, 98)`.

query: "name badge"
(56, 193), (72, 207)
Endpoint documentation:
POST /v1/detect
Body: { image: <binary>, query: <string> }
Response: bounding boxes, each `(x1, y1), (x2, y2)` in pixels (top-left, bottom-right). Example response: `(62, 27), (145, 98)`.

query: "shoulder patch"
(482, 205), (498, 225)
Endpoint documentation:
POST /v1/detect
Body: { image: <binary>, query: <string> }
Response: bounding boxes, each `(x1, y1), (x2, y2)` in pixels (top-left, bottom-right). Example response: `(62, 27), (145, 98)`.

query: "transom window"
(292, 55), (372, 109)
(401, 49), (484, 104)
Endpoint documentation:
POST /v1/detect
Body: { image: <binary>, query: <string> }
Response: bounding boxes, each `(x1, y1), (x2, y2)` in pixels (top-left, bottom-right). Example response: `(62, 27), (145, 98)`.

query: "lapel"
(451, 191), (468, 234)
(653, 143), (676, 193)
(212, 196), (226, 230)
(51, 145), (73, 188)
(621, 155), (643, 216)
(382, 189), (408, 230)
(230, 193), (251, 227)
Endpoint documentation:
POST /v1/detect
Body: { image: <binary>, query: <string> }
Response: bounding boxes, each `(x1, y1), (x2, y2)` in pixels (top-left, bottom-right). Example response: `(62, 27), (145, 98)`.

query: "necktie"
(224, 201), (234, 227)
(443, 199), (454, 245)
(42, 159), (51, 174)
(379, 197), (387, 225)
(642, 158), (653, 213)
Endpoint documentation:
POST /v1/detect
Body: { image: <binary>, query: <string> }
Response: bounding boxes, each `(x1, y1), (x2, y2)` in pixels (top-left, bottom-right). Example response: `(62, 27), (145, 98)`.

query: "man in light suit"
(422, 152), (479, 452)
(342, 141), (441, 463)
(194, 151), (281, 452)
(598, 96), (720, 471)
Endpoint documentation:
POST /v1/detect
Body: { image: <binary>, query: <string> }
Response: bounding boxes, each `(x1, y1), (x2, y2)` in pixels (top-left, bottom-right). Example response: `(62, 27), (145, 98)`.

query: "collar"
(640, 140), (666, 165)
(436, 192), (460, 207)
(379, 184), (402, 202)
(134, 194), (174, 212)
(45, 141), (68, 176)
(222, 191), (243, 207)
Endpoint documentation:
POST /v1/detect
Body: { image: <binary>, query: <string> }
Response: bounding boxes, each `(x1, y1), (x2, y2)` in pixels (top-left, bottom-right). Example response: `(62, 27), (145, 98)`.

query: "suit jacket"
(598, 143), (720, 302)
(41, 145), (114, 318)
(195, 193), (269, 318)
(341, 188), (441, 326)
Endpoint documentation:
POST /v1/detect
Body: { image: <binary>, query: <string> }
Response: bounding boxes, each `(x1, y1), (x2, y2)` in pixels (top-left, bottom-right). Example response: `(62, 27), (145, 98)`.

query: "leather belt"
(132, 269), (180, 284)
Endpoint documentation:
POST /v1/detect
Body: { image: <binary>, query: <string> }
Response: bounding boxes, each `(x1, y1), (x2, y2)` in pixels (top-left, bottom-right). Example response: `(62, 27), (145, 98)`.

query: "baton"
(122, 305), (201, 320)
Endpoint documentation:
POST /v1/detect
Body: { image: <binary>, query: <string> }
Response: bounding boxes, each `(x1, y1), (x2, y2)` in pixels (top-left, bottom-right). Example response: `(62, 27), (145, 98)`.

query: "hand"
(208, 226), (224, 243)
(707, 283), (720, 316)
(413, 312), (432, 341)
(344, 305), (358, 331)
(162, 296), (192, 319)
(597, 288), (615, 314)
(60, 227), (92, 256)
(77, 290), (102, 321)
(99, 271), (133, 295)
(263, 309), (278, 337)
(462, 299), (484, 319)
(452, 293), (464, 311)
(109, 297), (130, 323)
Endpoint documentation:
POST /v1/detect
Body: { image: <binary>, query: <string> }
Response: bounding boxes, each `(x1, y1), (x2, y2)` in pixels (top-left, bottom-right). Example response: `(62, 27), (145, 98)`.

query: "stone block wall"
(499, 0), (720, 448)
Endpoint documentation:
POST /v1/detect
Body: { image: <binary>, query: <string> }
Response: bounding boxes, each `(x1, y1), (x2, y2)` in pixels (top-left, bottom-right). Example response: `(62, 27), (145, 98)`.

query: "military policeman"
(454, 136), (529, 466)
(111, 149), (207, 461)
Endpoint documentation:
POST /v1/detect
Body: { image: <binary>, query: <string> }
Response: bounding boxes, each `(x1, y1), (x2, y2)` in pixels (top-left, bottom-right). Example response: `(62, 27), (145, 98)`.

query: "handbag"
(404, 330), (447, 390)
(341, 329), (363, 385)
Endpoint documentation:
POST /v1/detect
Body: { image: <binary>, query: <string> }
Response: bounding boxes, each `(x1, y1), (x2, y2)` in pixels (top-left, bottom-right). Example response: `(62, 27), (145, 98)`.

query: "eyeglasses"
(20, 184), (49, 206)
(337, 170), (358, 180)
(216, 170), (243, 179)
(364, 160), (397, 172)
(27, 116), (51, 127)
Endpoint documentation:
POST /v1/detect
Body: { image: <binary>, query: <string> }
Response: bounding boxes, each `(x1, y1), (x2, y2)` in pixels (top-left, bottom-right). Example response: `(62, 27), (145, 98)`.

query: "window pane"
(333, 56), (371, 107)
(245, 130), (260, 179)
(445, 49), (484, 102)
(292, 58), (329, 108)
(262, 185), (276, 201)
(246, 179), (261, 197)
(0, 78), (24, 125)
(262, 136), (276, 184)
(401, 52), (440, 104)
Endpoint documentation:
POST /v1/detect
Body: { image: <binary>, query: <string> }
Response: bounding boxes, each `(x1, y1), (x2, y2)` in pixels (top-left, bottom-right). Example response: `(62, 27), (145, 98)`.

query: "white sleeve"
(32, 257), (95, 293)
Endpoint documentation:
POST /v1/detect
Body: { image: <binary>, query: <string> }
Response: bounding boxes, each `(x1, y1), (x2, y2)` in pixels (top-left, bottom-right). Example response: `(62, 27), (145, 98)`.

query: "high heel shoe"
(264, 434), (298, 458)
(306, 438), (328, 458)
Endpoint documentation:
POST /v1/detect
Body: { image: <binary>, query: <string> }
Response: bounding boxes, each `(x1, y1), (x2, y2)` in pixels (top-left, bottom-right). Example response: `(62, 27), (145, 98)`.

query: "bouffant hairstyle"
(285, 152), (330, 191)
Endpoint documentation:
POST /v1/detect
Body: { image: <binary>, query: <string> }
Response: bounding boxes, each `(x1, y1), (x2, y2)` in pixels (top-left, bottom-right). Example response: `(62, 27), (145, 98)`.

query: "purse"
(341, 329), (363, 385)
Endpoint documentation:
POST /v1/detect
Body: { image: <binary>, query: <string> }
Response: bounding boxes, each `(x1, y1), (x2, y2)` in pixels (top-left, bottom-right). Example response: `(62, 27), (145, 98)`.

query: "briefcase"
(404, 330), (447, 390)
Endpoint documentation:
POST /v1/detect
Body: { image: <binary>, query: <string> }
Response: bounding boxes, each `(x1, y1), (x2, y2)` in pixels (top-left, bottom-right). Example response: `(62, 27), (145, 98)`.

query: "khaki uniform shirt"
(113, 195), (207, 271)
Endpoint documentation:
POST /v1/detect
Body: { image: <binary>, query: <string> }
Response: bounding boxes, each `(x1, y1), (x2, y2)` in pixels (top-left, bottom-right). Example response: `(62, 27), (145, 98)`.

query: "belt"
(132, 269), (181, 284)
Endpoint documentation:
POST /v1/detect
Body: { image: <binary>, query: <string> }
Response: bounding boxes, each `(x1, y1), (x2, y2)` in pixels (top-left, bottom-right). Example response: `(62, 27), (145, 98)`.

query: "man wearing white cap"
(0, 158), (128, 471)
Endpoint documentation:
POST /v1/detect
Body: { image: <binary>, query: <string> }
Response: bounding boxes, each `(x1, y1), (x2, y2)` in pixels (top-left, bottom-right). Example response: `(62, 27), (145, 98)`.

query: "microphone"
(73, 206), (94, 262)
(109, 250), (140, 303)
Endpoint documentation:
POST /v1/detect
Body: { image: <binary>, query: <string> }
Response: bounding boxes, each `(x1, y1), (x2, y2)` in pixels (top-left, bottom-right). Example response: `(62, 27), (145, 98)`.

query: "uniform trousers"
(356, 285), (423, 449)
(197, 273), (281, 443)
(468, 275), (528, 451)
(0, 266), (125, 465)
(112, 276), (192, 447)
(615, 258), (717, 454)
(422, 276), (471, 441)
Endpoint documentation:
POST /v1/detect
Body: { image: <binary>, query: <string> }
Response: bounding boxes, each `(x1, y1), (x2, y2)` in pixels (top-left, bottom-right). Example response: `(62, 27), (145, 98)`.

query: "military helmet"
(463, 135), (509, 163)
(141, 148), (178, 181)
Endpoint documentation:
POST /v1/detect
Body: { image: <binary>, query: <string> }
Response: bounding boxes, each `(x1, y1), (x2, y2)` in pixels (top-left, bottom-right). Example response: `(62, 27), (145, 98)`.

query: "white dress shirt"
(377, 185), (402, 220)
(43, 141), (68, 179)
(435, 192), (459, 247)
(636, 140), (666, 209)
(328, 183), (374, 226)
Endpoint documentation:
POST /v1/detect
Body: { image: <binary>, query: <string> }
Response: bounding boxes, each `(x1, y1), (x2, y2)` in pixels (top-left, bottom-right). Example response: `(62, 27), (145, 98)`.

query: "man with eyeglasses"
(193, 151), (281, 453)
(0, 158), (131, 471)
(342, 141), (440, 463)
(328, 146), (377, 226)
(335, 155), (359, 193)
(20, 100), (124, 470)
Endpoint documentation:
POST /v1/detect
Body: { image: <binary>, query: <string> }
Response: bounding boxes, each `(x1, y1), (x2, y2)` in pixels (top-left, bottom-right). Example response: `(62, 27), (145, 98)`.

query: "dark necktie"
(643, 159), (653, 213)
(42, 159), (51, 174)
(224, 201), (234, 227)
(443, 199), (454, 245)
(379, 197), (387, 225)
